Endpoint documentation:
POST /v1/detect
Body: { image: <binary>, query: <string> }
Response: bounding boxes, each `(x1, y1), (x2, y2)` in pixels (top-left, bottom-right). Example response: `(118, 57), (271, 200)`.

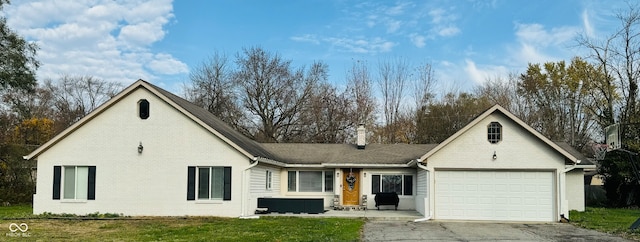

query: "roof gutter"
(254, 157), (288, 167)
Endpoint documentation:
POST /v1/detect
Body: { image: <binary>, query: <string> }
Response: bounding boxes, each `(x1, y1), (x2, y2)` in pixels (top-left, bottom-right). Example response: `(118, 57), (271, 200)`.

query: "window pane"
(372, 175), (380, 194)
(299, 171), (322, 192)
(382, 175), (402, 194)
(324, 171), (333, 192)
(266, 170), (272, 190)
(287, 171), (296, 192)
(211, 167), (224, 199)
(488, 122), (502, 144)
(64, 167), (76, 199)
(76, 167), (88, 199)
(403, 175), (413, 195)
(198, 168), (210, 199)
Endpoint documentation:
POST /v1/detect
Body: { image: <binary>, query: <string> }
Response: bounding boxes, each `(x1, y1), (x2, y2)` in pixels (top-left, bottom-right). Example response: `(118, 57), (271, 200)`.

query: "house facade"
(25, 80), (593, 222)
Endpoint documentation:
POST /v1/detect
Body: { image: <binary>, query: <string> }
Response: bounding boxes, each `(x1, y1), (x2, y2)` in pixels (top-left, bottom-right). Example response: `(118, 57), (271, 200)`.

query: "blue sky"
(3, 0), (625, 94)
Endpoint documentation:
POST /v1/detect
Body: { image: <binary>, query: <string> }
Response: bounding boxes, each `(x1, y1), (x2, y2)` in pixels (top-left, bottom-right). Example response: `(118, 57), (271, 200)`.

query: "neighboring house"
(24, 80), (594, 222)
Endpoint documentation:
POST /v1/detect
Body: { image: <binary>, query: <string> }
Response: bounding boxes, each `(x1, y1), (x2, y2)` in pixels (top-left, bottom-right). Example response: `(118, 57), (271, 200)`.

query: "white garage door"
(435, 170), (555, 222)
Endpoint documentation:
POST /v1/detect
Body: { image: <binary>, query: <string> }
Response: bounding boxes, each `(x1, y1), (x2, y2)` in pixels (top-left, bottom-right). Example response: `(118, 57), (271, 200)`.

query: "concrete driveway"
(362, 220), (632, 241)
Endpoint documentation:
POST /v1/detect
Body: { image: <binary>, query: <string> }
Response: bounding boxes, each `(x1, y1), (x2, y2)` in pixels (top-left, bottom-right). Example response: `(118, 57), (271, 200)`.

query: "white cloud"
(429, 8), (456, 24)
(385, 2), (412, 16)
(386, 20), (402, 33)
(409, 33), (426, 48)
(324, 37), (396, 54)
(427, 8), (460, 38)
(437, 25), (460, 37)
(463, 59), (508, 85)
(510, 23), (579, 65)
(148, 53), (189, 75)
(291, 34), (320, 44)
(514, 23), (577, 46)
(582, 9), (594, 38)
(4, 0), (187, 85)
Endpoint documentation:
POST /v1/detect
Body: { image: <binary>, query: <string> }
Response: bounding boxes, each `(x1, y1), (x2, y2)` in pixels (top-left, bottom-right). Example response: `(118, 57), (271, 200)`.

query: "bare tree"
(346, 60), (376, 126)
(412, 62), (437, 110)
(184, 52), (245, 132)
(415, 92), (491, 143)
(297, 83), (355, 143)
(43, 75), (123, 133)
(377, 58), (410, 143)
(234, 47), (327, 143)
(576, 3), (640, 128)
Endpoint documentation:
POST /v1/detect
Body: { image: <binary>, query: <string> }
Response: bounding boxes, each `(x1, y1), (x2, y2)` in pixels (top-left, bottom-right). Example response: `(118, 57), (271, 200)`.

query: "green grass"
(571, 207), (640, 240)
(0, 204), (33, 219)
(0, 205), (364, 241)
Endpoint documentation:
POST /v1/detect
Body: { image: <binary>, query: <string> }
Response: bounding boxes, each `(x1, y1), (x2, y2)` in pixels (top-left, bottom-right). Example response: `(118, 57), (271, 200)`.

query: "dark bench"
(374, 192), (399, 210)
(257, 198), (324, 214)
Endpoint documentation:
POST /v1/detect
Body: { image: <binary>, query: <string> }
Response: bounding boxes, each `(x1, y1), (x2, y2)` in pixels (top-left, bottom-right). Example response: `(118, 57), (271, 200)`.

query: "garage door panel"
(435, 170), (554, 222)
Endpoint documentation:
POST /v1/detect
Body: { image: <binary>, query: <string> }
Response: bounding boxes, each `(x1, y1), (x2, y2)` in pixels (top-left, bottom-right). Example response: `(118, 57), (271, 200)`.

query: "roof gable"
(24, 79), (273, 160)
(419, 105), (581, 164)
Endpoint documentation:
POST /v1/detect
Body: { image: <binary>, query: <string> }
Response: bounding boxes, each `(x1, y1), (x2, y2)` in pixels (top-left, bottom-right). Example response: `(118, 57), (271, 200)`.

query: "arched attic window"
(487, 122), (502, 144)
(138, 99), (149, 119)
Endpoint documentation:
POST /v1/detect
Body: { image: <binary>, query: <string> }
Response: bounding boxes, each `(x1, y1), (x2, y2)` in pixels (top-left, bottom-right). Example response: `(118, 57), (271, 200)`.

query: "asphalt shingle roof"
(261, 143), (436, 165)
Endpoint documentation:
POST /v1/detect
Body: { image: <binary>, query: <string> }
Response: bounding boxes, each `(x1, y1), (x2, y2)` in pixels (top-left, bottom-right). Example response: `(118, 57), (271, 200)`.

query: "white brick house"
(24, 80), (594, 221)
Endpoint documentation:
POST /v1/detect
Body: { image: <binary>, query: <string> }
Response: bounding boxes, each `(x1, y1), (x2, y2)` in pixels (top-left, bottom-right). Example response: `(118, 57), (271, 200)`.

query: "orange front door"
(342, 169), (360, 205)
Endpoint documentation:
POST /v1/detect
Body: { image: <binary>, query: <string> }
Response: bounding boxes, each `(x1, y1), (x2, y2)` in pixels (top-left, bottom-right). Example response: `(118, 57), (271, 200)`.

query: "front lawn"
(571, 207), (640, 240)
(0, 205), (364, 241)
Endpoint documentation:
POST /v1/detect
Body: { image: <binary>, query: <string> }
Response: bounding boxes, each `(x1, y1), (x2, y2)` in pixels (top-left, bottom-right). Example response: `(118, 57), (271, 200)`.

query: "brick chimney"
(357, 124), (366, 149)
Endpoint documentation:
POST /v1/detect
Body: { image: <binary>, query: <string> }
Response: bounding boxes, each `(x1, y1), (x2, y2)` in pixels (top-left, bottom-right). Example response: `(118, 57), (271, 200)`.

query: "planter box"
(257, 198), (324, 214)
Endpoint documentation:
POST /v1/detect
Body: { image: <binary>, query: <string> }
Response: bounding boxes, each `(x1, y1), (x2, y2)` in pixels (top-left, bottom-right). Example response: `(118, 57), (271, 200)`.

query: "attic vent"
(138, 99), (149, 119)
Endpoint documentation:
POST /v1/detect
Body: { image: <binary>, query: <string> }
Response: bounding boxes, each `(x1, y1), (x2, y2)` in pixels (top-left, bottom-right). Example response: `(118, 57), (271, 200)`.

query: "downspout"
(558, 159), (581, 220)
(414, 160), (432, 222)
(240, 158), (260, 219)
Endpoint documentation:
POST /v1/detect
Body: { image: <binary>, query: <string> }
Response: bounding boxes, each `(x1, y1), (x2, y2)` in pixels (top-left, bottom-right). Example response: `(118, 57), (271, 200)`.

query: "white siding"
(566, 169), (586, 212)
(415, 169), (428, 216)
(33, 88), (251, 217)
(248, 165), (281, 214)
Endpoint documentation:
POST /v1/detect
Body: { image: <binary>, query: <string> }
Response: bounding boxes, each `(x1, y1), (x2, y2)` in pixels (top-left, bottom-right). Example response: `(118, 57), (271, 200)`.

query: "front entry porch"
(335, 168), (368, 210)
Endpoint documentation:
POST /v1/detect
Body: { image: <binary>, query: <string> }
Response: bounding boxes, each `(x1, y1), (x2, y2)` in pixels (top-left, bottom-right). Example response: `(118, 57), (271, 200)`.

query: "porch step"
(333, 205), (367, 211)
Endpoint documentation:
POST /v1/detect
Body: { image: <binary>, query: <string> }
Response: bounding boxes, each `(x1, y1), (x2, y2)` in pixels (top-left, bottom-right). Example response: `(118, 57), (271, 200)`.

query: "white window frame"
(265, 170), (273, 190)
(62, 166), (89, 200)
(196, 167), (224, 200)
(287, 170), (333, 193)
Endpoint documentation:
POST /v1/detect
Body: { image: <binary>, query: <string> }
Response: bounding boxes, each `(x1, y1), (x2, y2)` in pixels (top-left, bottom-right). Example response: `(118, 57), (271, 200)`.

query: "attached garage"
(434, 170), (555, 222)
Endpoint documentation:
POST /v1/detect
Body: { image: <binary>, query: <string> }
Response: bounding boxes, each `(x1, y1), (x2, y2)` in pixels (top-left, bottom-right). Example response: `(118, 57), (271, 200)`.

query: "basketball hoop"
(592, 143), (609, 161)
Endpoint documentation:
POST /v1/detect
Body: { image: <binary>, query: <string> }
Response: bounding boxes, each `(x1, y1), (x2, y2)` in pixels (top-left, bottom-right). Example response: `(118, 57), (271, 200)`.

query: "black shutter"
(53, 166), (61, 200)
(187, 167), (196, 200)
(223, 167), (231, 201)
(372, 175), (380, 194)
(88, 166), (96, 200)
(403, 175), (413, 196)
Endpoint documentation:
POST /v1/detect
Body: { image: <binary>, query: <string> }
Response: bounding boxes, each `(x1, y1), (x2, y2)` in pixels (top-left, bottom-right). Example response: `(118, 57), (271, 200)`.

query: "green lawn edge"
(571, 207), (640, 241)
(0, 205), (364, 241)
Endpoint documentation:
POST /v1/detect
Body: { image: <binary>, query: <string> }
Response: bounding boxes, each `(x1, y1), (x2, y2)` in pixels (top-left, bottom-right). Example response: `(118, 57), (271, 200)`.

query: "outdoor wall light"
(336, 172), (339, 177)
(492, 151), (497, 160)
(138, 142), (144, 154)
